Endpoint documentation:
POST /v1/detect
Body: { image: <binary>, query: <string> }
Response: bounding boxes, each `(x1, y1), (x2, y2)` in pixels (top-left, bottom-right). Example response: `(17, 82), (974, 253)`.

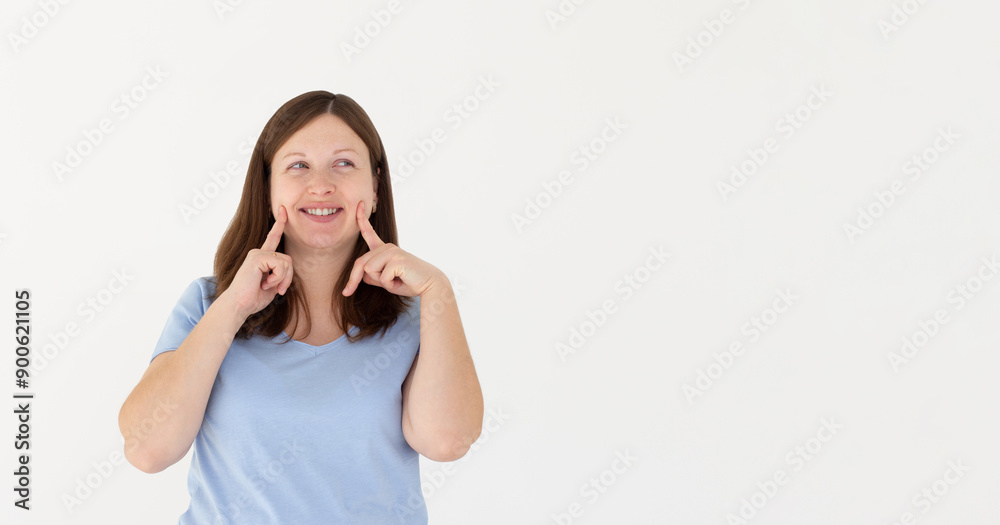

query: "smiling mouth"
(303, 208), (341, 216)
(299, 207), (343, 223)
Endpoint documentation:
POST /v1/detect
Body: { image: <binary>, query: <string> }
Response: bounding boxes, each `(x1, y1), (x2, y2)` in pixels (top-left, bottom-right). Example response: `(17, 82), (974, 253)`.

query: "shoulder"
(184, 275), (217, 295)
(194, 275), (217, 293)
(151, 276), (221, 361)
(400, 295), (421, 326)
(172, 275), (219, 313)
(406, 295), (420, 316)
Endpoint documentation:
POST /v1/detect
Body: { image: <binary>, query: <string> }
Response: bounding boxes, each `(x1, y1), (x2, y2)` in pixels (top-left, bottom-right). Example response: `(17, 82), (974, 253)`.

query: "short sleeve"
(410, 295), (420, 355)
(150, 277), (216, 364)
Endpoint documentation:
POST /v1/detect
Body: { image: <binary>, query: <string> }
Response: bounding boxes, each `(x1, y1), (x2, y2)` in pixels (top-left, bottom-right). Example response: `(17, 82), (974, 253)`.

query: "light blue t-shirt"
(150, 276), (427, 524)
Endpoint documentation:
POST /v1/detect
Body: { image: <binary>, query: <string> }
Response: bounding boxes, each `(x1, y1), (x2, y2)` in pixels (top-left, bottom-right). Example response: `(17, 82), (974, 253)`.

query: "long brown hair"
(210, 91), (412, 344)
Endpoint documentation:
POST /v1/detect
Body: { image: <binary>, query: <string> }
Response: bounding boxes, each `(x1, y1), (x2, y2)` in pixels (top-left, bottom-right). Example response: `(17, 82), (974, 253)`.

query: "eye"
(288, 160), (354, 170)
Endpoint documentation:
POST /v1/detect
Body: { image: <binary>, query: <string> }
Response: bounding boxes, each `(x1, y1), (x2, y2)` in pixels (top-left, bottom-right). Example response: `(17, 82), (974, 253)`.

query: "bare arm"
(339, 202), (483, 461)
(118, 294), (246, 473)
(120, 206), (293, 473)
(401, 277), (484, 462)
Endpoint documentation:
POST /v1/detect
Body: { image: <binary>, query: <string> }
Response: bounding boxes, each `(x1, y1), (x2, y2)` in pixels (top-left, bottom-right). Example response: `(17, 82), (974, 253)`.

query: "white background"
(2, 0), (999, 523)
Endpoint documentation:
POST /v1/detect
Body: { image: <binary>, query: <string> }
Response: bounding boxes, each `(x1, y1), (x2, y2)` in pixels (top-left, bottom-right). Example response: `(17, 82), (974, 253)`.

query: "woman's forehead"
(275, 124), (369, 161)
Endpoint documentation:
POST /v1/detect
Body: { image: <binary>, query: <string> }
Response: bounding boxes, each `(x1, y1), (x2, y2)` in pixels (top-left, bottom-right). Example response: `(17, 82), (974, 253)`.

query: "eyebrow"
(281, 148), (359, 160)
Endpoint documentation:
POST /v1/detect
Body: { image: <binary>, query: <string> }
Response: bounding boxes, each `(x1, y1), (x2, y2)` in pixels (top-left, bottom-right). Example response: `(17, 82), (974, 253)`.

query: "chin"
(302, 237), (353, 251)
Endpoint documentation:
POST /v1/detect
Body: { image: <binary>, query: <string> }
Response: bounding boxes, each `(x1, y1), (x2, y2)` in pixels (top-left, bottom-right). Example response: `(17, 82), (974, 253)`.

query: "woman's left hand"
(342, 201), (446, 298)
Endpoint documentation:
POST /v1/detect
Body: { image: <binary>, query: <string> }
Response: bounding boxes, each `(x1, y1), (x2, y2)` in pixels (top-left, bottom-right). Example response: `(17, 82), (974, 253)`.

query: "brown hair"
(209, 91), (412, 344)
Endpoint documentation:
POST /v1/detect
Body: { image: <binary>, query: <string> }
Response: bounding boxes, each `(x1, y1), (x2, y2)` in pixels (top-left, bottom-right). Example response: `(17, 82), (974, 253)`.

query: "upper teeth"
(306, 208), (339, 216)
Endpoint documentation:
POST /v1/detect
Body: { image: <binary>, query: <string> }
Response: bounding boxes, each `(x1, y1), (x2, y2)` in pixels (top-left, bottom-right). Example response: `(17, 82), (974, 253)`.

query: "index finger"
(357, 200), (384, 249)
(261, 205), (286, 251)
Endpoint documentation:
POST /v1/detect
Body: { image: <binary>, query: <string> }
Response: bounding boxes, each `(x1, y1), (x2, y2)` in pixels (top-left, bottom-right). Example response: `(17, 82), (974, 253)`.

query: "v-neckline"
(278, 325), (358, 354)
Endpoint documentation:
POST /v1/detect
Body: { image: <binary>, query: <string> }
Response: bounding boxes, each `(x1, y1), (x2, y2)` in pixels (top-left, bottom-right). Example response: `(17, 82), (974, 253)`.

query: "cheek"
(270, 182), (294, 212)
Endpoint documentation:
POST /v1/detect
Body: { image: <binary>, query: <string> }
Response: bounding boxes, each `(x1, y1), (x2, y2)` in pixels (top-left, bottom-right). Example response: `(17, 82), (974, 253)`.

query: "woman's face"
(269, 113), (377, 254)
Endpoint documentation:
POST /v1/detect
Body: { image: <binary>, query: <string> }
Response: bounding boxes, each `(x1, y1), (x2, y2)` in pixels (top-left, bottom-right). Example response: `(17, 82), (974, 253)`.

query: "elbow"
(124, 443), (171, 474)
(423, 444), (465, 463)
(425, 427), (482, 462)
(123, 447), (158, 473)
(431, 402), (485, 462)
(118, 399), (185, 474)
(120, 421), (173, 474)
(119, 407), (162, 473)
(122, 435), (162, 473)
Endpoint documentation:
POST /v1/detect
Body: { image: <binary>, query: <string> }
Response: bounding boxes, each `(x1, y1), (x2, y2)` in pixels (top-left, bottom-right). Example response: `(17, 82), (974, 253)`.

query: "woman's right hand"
(221, 205), (294, 320)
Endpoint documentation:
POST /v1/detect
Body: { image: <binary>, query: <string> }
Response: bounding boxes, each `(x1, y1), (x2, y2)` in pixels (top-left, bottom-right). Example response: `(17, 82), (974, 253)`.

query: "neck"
(284, 240), (355, 328)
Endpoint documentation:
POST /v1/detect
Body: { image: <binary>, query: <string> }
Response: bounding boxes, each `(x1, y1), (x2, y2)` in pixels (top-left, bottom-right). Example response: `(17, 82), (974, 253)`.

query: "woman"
(118, 91), (484, 523)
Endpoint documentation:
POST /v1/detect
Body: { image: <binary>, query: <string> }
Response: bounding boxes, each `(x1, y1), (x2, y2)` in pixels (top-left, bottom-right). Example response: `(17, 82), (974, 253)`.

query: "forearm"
(407, 279), (484, 454)
(119, 294), (246, 473)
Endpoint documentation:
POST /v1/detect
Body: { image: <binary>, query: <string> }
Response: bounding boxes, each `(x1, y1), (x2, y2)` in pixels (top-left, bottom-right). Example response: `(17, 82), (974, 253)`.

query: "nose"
(305, 170), (337, 195)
